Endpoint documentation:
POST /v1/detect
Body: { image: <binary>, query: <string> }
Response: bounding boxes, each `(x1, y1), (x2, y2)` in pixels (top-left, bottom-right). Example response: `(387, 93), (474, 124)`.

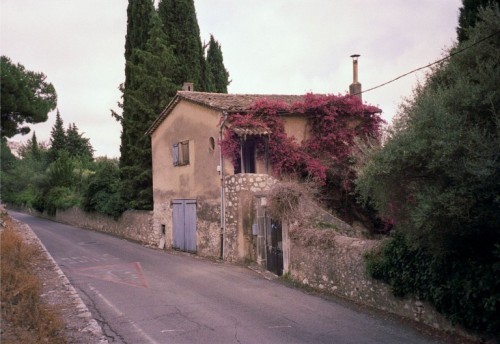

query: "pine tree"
(1, 56), (57, 138)
(206, 35), (230, 93)
(157, 0), (206, 90)
(49, 110), (66, 162)
(66, 123), (94, 161)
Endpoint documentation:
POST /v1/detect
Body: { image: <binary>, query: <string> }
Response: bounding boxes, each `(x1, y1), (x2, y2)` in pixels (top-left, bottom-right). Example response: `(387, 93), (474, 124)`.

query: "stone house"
(146, 88), (314, 275)
(147, 57), (367, 276)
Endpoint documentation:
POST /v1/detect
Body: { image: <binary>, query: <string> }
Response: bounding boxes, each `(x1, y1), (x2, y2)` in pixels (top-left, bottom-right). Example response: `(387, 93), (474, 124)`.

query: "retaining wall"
(288, 226), (474, 338)
(39, 207), (157, 246)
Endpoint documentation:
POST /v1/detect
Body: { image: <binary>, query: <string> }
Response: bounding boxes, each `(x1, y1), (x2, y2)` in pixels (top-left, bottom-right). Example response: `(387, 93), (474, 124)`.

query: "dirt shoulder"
(1, 210), (108, 344)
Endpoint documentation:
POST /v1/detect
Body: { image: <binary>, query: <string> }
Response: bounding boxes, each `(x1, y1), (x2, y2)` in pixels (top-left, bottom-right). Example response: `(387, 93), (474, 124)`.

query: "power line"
(355, 30), (500, 96)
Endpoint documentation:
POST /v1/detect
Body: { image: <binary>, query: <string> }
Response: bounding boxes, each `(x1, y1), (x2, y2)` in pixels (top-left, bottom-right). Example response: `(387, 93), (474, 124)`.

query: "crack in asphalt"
(234, 321), (242, 344)
(172, 305), (216, 333)
(77, 285), (127, 343)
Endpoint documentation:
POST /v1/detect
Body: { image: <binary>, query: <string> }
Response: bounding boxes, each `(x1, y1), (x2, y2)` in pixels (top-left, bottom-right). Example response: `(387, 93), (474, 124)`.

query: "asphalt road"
(10, 211), (440, 344)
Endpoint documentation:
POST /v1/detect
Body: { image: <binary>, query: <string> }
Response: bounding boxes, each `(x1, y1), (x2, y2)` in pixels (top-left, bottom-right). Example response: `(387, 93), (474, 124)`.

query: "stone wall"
(41, 207), (158, 246)
(224, 173), (277, 262)
(195, 199), (222, 259)
(288, 226), (473, 338)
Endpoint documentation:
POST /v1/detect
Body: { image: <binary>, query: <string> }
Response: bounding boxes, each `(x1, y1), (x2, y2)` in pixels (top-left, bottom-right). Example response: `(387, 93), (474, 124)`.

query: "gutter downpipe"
(219, 112), (229, 260)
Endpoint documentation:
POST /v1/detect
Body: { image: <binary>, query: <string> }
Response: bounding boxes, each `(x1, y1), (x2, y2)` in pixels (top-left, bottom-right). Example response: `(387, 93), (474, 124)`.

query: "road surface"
(10, 211), (439, 344)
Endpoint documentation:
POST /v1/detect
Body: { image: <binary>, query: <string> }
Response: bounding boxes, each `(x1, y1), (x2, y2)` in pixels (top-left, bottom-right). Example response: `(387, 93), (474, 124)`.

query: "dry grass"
(1, 217), (66, 344)
(267, 181), (318, 225)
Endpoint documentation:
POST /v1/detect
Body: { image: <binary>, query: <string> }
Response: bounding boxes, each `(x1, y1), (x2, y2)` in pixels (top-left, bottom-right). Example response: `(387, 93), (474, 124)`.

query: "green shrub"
(45, 186), (80, 216)
(366, 233), (500, 336)
(82, 159), (124, 218)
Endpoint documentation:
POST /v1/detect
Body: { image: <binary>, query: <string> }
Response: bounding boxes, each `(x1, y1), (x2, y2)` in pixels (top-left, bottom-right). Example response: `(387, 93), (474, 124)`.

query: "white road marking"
(88, 284), (159, 344)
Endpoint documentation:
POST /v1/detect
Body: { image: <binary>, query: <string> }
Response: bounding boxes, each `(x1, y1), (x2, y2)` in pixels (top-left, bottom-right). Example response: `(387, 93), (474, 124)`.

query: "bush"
(82, 159), (124, 218)
(366, 233), (500, 337)
(358, 6), (500, 337)
(45, 186), (80, 216)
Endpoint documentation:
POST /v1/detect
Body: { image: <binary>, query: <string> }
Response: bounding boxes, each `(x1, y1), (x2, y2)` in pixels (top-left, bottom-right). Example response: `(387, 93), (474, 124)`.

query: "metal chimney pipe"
(349, 54), (362, 101)
(351, 54), (360, 83)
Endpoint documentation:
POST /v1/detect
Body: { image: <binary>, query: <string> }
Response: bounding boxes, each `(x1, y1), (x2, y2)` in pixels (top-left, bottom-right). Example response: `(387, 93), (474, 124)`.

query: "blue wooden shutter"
(172, 143), (179, 166)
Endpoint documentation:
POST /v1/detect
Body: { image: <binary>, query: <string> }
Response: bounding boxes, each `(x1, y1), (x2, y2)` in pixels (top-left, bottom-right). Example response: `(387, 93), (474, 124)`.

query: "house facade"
(147, 91), (310, 274)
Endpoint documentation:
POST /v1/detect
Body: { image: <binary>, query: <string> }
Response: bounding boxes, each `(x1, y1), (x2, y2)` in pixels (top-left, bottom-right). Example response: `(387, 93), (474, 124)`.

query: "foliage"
(457, 0), (500, 42)
(82, 158), (125, 218)
(49, 111), (93, 163)
(366, 233), (500, 336)
(158, 0), (207, 89)
(220, 94), (384, 226)
(358, 5), (500, 337)
(48, 110), (67, 162)
(120, 13), (178, 210)
(206, 34), (230, 93)
(0, 56), (57, 138)
(3, 139), (85, 215)
(1, 135), (49, 206)
(44, 186), (80, 216)
(0, 139), (19, 204)
(65, 123), (94, 162)
(124, 0), (155, 88)
(356, 5), (500, 257)
(1, 138), (17, 172)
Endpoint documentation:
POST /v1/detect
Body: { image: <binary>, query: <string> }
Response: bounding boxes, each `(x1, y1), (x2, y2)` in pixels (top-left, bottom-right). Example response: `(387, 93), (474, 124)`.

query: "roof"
(146, 91), (305, 135)
(232, 126), (271, 138)
(176, 91), (305, 112)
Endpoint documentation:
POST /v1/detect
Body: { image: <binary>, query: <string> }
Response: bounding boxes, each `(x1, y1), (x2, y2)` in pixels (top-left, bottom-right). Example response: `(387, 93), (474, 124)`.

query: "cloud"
(2, 0), (461, 157)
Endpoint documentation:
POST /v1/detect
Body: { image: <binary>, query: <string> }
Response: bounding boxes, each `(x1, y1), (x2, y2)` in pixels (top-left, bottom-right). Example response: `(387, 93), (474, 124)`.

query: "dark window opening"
(235, 138), (256, 173)
(209, 137), (215, 152)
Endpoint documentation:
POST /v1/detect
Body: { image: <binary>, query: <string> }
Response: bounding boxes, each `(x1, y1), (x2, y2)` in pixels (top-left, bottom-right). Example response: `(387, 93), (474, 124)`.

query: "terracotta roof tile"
(232, 126), (271, 137)
(177, 91), (305, 112)
(147, 91), (305, 135)
(147, 91), (381, 135)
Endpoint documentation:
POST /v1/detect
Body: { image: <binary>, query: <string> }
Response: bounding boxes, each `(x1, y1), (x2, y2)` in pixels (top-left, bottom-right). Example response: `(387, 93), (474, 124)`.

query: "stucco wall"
(288, 226), (472, 337)
(150, 100), (227, 254)
(282, 115), (310, 143)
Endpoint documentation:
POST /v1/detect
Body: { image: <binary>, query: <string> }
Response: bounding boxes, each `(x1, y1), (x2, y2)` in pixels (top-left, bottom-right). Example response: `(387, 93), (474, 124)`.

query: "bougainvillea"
(220, 93), (384, 222)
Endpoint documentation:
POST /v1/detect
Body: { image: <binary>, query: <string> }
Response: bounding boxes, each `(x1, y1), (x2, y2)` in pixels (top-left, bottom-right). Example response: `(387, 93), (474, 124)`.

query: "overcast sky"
(1, 0), (461, 158)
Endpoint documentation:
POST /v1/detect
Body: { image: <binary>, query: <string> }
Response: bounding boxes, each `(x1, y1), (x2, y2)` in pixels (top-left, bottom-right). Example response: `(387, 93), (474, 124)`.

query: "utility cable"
(355, 30), (500, 96)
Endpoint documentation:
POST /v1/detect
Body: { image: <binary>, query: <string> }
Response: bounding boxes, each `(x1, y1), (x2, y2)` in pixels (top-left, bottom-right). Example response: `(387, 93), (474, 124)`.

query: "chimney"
(349, 54), (362, 101)
(182, 82), (194, 91)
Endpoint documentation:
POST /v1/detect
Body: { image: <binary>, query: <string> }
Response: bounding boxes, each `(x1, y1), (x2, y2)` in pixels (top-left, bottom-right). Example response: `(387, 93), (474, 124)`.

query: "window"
(209, 137), (215, 152)
(173, 140), (189, 166)
(234, 138), (256, 173)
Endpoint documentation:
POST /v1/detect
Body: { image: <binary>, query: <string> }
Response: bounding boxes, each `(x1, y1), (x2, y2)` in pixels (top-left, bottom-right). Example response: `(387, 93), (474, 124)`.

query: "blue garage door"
(172, 199), (197, 252)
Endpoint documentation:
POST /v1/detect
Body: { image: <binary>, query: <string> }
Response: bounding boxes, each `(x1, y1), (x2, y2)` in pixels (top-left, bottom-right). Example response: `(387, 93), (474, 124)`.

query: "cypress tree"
(119, 0), (156, 209)
(206, 34), (230, 93)
(30, 131), (41, 161)
(121, 14), (178, 209)
(157, 0), (206, 90)
(124, 0), (156, 87)
(49, 110), (66, 162)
